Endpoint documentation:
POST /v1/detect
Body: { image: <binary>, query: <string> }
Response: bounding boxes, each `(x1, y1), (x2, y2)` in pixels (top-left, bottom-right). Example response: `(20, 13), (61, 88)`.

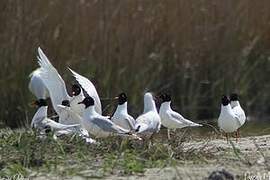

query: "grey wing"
(91, 118), (128, 134)
(169, 111), (186, 124)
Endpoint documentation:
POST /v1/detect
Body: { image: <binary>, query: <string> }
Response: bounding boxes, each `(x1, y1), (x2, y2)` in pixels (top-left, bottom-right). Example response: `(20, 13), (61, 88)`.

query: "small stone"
(208, 169), (234, 180)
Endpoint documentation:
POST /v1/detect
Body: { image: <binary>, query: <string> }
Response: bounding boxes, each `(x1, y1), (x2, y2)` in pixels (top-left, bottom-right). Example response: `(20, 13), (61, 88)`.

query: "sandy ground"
(103, 135), (270, 180)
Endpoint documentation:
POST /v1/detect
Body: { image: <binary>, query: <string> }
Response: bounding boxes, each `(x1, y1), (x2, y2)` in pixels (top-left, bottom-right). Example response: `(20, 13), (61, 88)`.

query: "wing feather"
(92, 117), (128, 134)
(69, 68), (102, 114)
(37, 47), (70, 114)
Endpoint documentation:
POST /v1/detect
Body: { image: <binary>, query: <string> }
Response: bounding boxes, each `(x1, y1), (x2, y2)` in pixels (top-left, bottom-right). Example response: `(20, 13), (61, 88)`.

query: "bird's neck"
(160, 101), (171, 111)
(230, 100), (240, 108)
(116, 102), (128, 114)
(84, 105), (97, 117)
(144, 99), (157, 113)
(221, 104), (233, 113)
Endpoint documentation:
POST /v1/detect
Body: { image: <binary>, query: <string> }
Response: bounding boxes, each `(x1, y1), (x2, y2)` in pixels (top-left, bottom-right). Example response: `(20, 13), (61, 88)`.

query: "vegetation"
(0, 1), (270, 127)
(0, 127), (269, 179)
(0, 128), (209, 178)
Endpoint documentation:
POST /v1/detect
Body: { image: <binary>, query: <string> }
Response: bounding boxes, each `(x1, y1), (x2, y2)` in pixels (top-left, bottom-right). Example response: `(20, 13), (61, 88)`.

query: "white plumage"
(36, 47), (84, 123)
(80, 97), (140, 139)
(31, 106), (80, 131)
(69, 68), (102, 115)
(28, 68), (49, 100)
(218, 95), (245, 134)
(111, 93), (136, 131)
(135, 92), (161, 136)
(159, 94), (202, 129)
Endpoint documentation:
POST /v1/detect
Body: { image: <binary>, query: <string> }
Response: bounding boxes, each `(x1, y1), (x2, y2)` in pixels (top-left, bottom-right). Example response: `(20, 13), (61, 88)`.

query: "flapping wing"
(92, 117), (128, 134)
(68, 68), (102, 114)
(37, 47), (70, 114)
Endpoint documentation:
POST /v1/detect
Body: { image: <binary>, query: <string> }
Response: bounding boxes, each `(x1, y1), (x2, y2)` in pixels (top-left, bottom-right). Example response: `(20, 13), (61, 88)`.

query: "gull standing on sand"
(79, 96), (140, 139)
(218, 95), (245, 142)
(230, 93), (246, 139)
(111, 93), (136, 131)
(37, 47), (85, 120)
(159, 93), (202, 139)
(28, 68), (49, 104)
(135, 92), (161, 138)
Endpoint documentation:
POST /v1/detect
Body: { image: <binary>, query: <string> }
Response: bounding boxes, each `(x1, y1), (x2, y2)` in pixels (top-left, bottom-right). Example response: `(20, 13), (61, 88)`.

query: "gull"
(69, 68), (102, 115)
(28, 68), (49, 105)
(37, 47), (85, 120)
(230, 93), (246, 139)
(135, 92), (161, 138)
(31, 100), (80, 131)
(79, 96), (141, 139)
(218, 95), (245, 142)
(111, 93), (136, 131)
(159, 93), (202, 139)
(31, 99), (96, 143)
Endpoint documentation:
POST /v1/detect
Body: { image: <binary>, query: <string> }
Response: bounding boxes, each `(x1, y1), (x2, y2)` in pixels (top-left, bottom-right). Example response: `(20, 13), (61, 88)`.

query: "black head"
(61, 100), (70, 107)
(78, 96), (95, 108)
(34, 99), (47, 107)
(159, 93), (171, 102)
(118, 92), (127, 105)
(221, 95), (230, 106)
(72, 84), (81, 96)
(230, 93), (238, 101)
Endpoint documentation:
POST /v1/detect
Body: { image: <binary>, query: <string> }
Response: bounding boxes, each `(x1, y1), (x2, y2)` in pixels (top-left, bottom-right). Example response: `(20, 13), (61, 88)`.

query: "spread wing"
(92, 117), (128, 134)
(68, 68), (102, 114)
(37, 47), (70, 114)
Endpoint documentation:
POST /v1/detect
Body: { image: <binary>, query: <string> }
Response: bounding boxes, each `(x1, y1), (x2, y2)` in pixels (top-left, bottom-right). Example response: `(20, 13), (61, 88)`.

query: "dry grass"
(0, 0), (270, 127)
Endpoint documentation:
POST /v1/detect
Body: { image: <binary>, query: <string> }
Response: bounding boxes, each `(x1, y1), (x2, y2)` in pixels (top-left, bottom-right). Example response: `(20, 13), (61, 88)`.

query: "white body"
(69, 68), (102, 115)
(159, 101), (202, 129)
(57, 105), (82, 125)
(231, 100), (246, 127)
(28, 68), (49, 99)
(82, 105), (129, 138)
(111, 102), (136, 131)
(135, 93), (161, 136)
(218, 104), (243, 133)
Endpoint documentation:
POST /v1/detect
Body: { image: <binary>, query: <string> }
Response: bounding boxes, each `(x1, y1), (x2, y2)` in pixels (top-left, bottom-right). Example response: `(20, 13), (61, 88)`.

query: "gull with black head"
(79, 96), (141, 139)
(218, 95), (245, 142)
(229, 93), (246, 140)
(159, 93), (202, 139)
(111, 92), (136, 131)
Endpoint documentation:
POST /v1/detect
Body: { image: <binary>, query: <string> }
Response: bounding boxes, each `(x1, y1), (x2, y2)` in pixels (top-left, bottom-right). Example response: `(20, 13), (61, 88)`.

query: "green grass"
(0, 128), (216, 178)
